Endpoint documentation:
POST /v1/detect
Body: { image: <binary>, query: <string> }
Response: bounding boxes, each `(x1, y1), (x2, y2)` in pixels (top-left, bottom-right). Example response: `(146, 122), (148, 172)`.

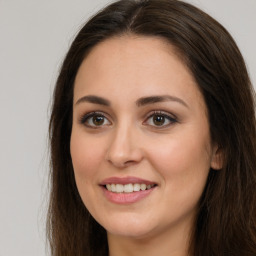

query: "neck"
(107, 219), (193, 256)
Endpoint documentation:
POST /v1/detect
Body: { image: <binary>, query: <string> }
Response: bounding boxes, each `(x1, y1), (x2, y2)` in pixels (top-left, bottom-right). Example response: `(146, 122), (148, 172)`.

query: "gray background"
(0, 0), (255, 255)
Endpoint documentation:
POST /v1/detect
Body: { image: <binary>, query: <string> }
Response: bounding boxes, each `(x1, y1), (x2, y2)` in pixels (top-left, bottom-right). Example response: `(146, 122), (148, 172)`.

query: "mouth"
(99, 176), (157, 204)
(103, 183), (157, 193)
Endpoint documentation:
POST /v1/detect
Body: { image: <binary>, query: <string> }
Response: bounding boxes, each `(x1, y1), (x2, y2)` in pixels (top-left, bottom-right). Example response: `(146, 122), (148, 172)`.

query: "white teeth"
(115, 184), (124, 193)
(105, 183), (155, 193)
(124, 184), (133, 193)
(111, 184), (116, 192)
(147, 184), (152, 189)
(133, 183), (140, 192)
(141, 184), (146, 191)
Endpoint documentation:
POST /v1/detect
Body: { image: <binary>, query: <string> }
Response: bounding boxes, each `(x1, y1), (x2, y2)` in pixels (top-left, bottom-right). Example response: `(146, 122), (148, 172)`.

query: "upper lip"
(100, 176), (157, 186)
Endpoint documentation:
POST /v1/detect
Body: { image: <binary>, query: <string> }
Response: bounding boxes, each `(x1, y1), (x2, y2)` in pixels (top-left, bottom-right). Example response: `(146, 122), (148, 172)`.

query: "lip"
(100, 176), (157, 186)
(99, 176), (157, 204)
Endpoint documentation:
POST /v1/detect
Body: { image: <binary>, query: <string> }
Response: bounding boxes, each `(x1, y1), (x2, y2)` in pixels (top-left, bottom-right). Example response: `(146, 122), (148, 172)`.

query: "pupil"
(93, 116), (104, 125)
(153, 115), (165, 126)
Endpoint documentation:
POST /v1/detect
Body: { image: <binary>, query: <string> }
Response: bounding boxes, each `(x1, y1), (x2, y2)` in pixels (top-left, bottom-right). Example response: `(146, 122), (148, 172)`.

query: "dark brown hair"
(47, 0), (256, 255)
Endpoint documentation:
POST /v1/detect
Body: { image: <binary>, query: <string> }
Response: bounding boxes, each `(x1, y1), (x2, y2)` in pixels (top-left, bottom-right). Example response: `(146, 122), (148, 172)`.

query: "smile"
(105, 183), (155, 193)
(100, 176), (158, 204)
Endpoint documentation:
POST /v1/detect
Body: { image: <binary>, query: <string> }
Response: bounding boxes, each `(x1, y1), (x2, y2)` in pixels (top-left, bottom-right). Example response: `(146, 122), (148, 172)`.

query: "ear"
(210, 144), (223, 170)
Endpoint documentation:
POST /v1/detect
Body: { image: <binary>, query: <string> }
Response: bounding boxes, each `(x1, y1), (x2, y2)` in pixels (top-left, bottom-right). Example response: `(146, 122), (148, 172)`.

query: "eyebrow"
(75, 95), (111, 106)
(75, 94), (188, 108)
(135, 95), (188, 108)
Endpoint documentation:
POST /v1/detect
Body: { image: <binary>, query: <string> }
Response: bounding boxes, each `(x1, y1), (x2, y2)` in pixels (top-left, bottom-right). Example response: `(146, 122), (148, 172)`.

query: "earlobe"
(210, 145), (223, 170)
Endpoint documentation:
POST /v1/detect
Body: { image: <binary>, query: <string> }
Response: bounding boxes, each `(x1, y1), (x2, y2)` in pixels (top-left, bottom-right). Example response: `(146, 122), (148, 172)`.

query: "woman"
(47, 0), (256, 255)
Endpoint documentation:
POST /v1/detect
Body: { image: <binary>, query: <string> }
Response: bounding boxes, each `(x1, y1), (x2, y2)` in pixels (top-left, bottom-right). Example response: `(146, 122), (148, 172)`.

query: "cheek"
(145, 129), (212, 192)
(70, 131), (106, 183)
(70, 130), (108, 216)
(145, 132), (211, 222)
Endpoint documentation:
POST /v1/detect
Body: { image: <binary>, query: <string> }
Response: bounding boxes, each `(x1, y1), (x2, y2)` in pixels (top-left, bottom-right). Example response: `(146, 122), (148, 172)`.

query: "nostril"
(124, 160), (136, 165)
(106, 154), (139, 168)
(105, 132), (144, 167)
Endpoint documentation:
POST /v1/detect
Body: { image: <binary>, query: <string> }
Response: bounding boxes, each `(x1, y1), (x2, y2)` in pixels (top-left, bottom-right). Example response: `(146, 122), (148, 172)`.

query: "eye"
(80, 112), (111, 128)
(144, 111), (177, 128)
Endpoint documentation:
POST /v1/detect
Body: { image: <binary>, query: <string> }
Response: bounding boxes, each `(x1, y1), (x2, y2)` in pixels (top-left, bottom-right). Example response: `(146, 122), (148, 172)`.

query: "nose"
(105, 123), (144, 168)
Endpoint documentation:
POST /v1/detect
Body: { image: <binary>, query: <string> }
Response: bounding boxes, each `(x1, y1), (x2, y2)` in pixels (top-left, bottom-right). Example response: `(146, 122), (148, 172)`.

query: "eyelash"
(79, 111), (111, 129)
(144, 111), (177, 128)
(79, 110), (177, 129)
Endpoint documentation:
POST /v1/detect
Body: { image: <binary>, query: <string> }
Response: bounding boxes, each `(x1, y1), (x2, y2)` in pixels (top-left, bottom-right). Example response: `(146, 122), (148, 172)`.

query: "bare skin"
(71, 35), (222, 256)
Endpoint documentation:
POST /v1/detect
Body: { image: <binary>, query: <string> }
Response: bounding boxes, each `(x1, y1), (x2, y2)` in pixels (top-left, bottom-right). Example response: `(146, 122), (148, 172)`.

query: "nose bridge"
(106, 118), (142, 167)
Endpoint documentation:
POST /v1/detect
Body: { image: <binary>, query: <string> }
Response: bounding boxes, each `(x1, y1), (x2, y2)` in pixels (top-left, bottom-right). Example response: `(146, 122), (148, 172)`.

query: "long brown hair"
(47, 0), (256, 255)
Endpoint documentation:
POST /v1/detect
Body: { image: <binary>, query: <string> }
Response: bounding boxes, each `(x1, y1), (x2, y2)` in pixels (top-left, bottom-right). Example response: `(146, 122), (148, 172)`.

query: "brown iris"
(153, 115), (165, 126)
(93, 115), (104, 126)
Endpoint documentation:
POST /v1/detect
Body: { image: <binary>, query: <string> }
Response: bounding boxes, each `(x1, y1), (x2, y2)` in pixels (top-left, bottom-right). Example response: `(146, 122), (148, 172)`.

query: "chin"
(107, 226), (155, 240)
(100, 214), (158, 239)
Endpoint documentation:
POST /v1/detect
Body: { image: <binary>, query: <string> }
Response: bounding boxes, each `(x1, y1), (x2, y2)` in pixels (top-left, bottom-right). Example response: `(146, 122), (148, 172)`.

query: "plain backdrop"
(0, 0), (255, 255)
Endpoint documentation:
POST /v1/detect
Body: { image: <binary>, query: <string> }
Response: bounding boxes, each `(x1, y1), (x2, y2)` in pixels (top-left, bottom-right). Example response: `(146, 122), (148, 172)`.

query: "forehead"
(73, 35), (203, 108)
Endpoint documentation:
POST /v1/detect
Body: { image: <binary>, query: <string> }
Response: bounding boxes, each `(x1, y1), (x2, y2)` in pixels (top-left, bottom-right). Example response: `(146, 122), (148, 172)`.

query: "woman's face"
(71, 35), (220, 240)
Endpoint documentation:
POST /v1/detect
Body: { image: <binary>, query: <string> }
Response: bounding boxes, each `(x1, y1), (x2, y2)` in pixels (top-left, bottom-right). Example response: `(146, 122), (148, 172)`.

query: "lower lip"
(101, 186), (156, 204)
